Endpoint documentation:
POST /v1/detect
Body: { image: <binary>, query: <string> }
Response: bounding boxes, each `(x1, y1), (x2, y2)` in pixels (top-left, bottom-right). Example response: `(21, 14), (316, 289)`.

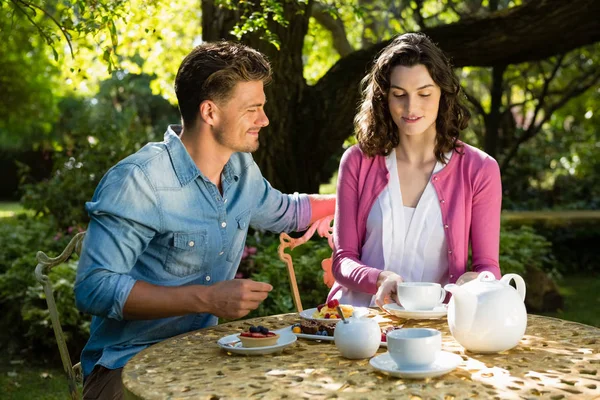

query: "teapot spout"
(444, 283), (477, 333)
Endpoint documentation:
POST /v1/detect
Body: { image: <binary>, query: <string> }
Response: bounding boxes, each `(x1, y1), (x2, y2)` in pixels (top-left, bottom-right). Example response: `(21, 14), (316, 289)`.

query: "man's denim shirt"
(75, 126), (311, 379)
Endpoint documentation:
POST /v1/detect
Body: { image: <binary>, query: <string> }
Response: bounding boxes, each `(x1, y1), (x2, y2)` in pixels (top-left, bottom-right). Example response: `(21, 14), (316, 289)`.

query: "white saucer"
(217, 328), (297, 355)
(370, 351), (462, 379)
(299, 307), (370, 322)
(383, 303), (448, 319)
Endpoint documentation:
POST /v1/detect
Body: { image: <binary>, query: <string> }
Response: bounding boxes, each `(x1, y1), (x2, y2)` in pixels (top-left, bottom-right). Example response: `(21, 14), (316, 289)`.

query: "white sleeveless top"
(357, 149), (450, 306)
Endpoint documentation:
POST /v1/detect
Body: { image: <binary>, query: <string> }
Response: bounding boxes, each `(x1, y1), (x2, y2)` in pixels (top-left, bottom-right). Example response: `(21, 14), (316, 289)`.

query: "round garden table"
(122, 313), (600, 399)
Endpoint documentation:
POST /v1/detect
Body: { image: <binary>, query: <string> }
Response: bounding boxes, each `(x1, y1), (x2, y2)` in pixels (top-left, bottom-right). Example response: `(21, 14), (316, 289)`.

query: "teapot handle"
(500, 274), (526, 301)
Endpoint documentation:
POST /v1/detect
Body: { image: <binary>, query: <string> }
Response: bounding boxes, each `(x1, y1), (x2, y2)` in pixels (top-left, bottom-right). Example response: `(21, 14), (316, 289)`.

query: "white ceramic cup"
(386, 328), (441, 368)
(397, 282), (446, 311)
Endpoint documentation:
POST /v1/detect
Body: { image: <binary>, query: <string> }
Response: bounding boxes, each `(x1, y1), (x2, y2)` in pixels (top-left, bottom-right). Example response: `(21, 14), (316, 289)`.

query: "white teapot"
(334, 309), (380, 359)
(444, 271), (527, 353)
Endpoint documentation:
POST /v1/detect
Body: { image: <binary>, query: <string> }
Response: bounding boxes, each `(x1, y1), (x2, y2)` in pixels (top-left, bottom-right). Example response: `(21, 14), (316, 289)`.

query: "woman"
(327, 33), (502, 308)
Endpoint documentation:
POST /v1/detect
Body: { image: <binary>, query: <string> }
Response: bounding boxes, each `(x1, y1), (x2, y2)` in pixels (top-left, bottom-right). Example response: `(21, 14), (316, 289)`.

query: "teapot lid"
(462, 271), (506, 294)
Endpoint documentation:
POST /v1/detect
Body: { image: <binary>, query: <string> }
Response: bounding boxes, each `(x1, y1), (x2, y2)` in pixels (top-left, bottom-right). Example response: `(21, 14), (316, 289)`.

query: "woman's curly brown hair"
(355, 33), (470, 162)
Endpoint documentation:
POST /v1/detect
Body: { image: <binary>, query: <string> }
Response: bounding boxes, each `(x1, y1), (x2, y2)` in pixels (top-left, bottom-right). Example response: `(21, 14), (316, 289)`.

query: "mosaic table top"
(122, 313), (600, 399)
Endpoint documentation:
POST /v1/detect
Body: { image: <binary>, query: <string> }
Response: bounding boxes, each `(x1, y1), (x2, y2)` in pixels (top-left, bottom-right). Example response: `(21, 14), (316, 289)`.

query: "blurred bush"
(18, 72), (178, 228)
(0, 215), (87, 360)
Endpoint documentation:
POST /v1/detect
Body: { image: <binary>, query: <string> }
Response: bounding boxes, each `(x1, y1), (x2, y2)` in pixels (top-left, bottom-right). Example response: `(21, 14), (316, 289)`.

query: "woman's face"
(387, 64), (441, 139)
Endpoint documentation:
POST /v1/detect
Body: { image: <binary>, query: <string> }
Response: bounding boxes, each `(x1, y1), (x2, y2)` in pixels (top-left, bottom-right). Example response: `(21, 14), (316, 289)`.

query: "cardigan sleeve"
(470, 156), (502, 278)
(331, 147), (382, 295)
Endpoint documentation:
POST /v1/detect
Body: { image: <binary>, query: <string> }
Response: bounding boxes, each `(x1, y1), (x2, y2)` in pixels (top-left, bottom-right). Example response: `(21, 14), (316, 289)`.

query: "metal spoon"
(336, 306), (349, 324)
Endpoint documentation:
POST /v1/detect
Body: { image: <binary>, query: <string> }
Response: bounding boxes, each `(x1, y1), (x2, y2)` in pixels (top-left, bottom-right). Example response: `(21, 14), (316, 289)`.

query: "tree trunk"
(201, 0), (600, 193)
(484, 65), (507, 159)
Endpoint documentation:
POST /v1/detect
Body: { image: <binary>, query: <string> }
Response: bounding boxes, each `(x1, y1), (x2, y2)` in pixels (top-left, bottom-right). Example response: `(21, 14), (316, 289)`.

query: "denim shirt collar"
(165, 125), (240, 187)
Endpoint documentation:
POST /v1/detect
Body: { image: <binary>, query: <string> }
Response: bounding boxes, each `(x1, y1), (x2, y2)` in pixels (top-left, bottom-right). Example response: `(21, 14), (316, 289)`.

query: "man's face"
(211, 80), (269, 153)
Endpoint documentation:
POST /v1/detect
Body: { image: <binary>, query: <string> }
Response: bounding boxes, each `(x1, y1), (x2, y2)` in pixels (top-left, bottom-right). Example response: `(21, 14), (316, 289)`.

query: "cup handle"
(438, 287), (447, 304)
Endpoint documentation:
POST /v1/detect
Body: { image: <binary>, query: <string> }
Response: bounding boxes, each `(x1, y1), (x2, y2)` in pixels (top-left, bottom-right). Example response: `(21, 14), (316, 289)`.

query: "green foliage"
(504, 213), (600, 274)
(23, 260), (90, 353)
(0, 215), (87, 357)
(0, 4), (62, 150)
(498, 224), (557, 278)
(19, 72), (178, 228)
(242, 232), (332, 318)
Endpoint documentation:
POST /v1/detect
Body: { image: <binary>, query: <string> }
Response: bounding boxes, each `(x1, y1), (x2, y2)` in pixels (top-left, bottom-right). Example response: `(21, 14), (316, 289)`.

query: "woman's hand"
(374, 271), (403, 308)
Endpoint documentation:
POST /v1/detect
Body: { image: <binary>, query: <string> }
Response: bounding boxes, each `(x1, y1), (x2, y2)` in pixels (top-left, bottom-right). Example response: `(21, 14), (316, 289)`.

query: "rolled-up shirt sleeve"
(246, 161), (311, 233)
(75, 163), (161, 321)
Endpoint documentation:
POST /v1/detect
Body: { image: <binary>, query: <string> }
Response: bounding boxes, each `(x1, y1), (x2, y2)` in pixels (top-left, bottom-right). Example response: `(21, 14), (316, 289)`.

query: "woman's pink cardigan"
(327, 143), (502, 300)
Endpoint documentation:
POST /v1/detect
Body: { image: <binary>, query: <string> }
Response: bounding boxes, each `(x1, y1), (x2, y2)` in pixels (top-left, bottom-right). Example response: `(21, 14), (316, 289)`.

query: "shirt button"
(188, 241), (195, 247)
(221, 222), (227, 228)
(450, 274), (454, 279)
(219, 251), (224, 256)
(444, 224), (449, 229)
(205, 275), (211, 282)
(448, 250), (453, 254)
(224, 198), (228, 203)
(433, 176), (439, 181)
(440, 199), (445, 204)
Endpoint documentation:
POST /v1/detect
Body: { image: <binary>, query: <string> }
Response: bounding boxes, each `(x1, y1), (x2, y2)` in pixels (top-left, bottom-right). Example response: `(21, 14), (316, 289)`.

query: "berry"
(259, 326), (269, 334)
(381, 333), (387, 342)
(327, 299), (340, 309)
(251, 332), (263, 338)
(317, 303), (326, 312)
(249, 326), (258, 333)
(324, 313), (330, 319)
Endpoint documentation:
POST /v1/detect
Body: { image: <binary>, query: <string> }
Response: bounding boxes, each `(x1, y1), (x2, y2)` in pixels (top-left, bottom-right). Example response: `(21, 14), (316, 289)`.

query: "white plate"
(382, 303), (448, 319)
(370, 351), (462, 379)
(299, 306), (370, 322)
(217, 328), (297, 355)
(288, 326), (388, 347)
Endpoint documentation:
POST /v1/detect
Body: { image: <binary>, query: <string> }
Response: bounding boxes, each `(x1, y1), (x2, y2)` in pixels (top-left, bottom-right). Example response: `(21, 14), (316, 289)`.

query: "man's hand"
(201, 279), (273, 319)
(374, 271), (403, 308)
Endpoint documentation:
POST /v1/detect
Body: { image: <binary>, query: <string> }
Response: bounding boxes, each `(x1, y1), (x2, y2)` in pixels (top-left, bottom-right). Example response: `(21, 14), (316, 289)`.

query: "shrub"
(0, 215), (88, 359)
(498, 224), (557, 278)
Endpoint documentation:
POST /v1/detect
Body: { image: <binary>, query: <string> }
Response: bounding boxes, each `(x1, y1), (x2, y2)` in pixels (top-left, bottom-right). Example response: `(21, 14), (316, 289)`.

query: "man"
(74, 41), (335, 399)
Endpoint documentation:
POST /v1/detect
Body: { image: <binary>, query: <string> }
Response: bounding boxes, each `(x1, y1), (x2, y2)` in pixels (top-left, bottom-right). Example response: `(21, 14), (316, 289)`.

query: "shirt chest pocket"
(227, 210), (251, 262)
(166, 231), (208, 277)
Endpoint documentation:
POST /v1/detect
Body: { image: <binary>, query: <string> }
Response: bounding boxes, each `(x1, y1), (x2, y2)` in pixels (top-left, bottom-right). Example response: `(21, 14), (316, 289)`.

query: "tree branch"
(311, 2), (354, 57)
(500, 65), (600, 171)
(524, 54), (564, 135)
(413, 0), (426, 29)
(13, 0), (74, 57)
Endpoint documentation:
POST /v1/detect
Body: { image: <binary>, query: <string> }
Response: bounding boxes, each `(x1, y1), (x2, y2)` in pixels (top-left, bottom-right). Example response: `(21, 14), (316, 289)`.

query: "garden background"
(0, 0), (598, 398)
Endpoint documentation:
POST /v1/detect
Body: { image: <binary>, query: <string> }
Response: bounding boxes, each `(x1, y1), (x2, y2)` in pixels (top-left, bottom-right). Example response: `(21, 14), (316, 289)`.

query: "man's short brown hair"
(175, 41), (272, 128)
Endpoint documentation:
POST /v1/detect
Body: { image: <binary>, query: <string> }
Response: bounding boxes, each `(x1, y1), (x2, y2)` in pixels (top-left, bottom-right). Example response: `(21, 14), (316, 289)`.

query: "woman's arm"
(331, 148), (382, 294)
(470, 156), (502, 279)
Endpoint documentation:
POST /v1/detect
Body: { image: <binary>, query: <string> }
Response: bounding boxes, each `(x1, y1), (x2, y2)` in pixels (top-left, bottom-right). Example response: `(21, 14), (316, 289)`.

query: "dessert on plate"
(311, 299), (354, 319)
(238, 325), (280, 348)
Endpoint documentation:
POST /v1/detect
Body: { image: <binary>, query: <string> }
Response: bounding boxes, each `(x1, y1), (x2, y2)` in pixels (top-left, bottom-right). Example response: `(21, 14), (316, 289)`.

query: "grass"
(0, 356), (73, 399)
(0, 202), (31, 219)
(538, 273), (600, 327)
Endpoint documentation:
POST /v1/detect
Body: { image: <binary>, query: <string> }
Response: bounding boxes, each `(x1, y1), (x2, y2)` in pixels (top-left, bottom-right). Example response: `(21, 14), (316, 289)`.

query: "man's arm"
(76, 164), (273, 321)
(308, 194), (336, 224)
(122, 279), (272, 320)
